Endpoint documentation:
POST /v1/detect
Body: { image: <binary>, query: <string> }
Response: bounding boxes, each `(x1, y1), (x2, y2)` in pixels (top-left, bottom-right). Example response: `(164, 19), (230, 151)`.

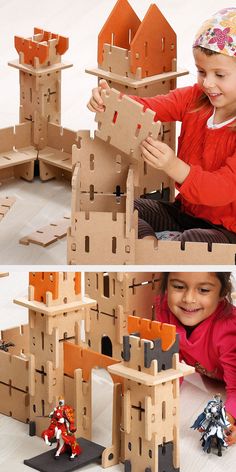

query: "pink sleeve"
(216, 319), (236, 419)
(129, 85), (200, 123)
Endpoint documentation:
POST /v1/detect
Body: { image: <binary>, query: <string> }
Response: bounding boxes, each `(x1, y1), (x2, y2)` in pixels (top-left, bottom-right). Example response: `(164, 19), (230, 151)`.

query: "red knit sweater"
(156, 295), (236, 418)
(132, 84), (236, 233)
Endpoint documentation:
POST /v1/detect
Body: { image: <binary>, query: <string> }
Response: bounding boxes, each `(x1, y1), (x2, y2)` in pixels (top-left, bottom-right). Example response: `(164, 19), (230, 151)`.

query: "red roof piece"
(15, 28), (69, 65)
(15, 36), (49, 65)
(29, 272), (59, 303)
(130, 4), (176, 77)
(34, 27), (69, 55)
(98, 0), (140, 65)
(128, 315), (176, 351)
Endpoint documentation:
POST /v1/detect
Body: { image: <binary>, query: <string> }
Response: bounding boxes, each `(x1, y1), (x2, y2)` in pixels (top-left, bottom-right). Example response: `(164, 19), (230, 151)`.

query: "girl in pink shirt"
(155, 272), (236, 444)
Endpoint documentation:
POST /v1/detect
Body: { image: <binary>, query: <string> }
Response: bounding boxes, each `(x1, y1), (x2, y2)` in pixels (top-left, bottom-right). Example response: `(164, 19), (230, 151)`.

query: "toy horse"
(42, 398), (81, 460)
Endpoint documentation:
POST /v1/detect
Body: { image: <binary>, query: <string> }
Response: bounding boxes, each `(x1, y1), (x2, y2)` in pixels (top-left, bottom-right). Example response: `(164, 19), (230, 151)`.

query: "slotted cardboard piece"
(38, 123), (83, 179)
(0, 196), (16, 221)
(109, 332), (194, 472)
(0, 383), (29, 422)
(85, 272), (161, 320)
(135, 238), (236, 265)
(0, 350), (29, 391)
(64, 343), (122, 467)
(95, 88), (161, 159)
(72, 133), (139, 198)
(0, 122), (36, 182)
(19, 216), (70, 247)
(0, 324), (29, 355)
(84, 272), (162, 359)
(68, 165), (137, 265)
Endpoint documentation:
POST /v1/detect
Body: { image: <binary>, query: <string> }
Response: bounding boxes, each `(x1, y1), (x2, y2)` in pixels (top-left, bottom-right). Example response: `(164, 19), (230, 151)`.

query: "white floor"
(0, 178), (71, 264)
(0, 372), (235, 472)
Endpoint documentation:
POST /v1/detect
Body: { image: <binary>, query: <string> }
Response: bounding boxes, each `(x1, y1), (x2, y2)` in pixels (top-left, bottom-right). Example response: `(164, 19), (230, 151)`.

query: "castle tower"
(85, 272), (162, 359)
(14, 271), (96, 435)
(67, 0), (189, 265)
(108, 320), (194, 472)
(86, 0), (188, 176)
(8, 28), (73, 149)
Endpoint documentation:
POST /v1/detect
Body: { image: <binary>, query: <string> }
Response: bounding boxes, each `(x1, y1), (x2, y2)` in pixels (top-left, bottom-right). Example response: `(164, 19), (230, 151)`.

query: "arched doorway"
(101, 335), (113, 357)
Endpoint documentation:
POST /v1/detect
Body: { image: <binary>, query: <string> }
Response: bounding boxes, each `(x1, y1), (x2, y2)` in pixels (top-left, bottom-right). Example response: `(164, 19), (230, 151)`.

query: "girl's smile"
(193, 48), (236, 123)
(167, 272), (222, 326)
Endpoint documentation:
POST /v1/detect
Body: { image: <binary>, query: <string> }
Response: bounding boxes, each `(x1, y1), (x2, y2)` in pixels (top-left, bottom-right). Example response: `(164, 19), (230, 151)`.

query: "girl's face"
(193, 48), (236, 120)
(167, 272), (222, 326)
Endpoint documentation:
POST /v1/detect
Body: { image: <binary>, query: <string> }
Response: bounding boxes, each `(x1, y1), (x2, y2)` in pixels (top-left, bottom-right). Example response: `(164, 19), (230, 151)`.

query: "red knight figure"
(42, 397), (81, 460)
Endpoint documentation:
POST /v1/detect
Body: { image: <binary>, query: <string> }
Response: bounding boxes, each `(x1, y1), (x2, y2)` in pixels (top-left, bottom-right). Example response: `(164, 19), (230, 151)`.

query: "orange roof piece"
(98, 0), (141, 65)
(128, 315), (176, 351)
(64, 342), (123, 385)
(34, 27), (69, 55)
(29, 272), (59, 303)
(15, 28), (69, 65)
(15, 36), (49, 65)
(130, 4), (176, 77)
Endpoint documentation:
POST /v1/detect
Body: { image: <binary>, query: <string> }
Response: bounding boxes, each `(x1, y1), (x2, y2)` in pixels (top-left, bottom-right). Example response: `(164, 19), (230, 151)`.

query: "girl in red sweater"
(88, 8), (236, 245)
(155, 271), (236, 444)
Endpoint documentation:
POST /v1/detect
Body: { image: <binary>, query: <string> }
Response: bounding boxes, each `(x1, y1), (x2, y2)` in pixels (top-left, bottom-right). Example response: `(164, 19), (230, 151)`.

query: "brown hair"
(160, 272), (232, 302)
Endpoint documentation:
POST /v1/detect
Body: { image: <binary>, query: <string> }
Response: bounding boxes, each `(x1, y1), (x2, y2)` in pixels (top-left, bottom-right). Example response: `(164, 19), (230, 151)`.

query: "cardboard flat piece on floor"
(24, 437), (105, 472)
(0, 196), (16, 221)
(19, 216), (70, 247)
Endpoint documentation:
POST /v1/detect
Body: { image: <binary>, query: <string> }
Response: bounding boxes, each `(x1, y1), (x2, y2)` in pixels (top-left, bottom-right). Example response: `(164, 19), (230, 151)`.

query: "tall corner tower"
(8, 28), (73, 148)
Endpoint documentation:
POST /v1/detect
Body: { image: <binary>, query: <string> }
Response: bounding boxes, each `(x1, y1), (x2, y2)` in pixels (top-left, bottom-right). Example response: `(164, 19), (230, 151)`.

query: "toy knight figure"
(191, 394), (231, 456)
(42, 397), (81, 460)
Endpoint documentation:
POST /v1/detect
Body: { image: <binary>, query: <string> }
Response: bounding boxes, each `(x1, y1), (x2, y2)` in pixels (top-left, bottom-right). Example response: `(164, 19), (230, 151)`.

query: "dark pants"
(134, 198), (235, 244)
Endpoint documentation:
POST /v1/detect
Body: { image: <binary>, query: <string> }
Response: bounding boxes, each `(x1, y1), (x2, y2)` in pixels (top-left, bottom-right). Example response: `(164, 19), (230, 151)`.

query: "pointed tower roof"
(98, 0), (141, 65)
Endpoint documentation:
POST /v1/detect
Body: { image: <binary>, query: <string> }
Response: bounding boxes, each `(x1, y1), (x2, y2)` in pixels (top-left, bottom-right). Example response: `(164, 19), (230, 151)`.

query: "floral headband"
(193, 7), (236, 57)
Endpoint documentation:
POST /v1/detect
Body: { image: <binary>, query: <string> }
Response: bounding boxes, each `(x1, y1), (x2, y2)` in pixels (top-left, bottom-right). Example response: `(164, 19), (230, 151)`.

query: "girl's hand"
(226, 424), (236, 445)
(140, 136), (190, 184)
(140, 136), (176, 172)
(87, 79), (110, 113)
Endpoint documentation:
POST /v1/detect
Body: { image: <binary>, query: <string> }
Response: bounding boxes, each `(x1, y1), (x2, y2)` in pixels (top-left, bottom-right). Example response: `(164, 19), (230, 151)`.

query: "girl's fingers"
(87, 96), (105, 112)
(144, 137), (167, 153)
(142, 155), (159, 170)
(92, 88), (105, 106)
(99, 79), (110, 90)
(87, 80), (110, 113)
(140, 142), (161, 159)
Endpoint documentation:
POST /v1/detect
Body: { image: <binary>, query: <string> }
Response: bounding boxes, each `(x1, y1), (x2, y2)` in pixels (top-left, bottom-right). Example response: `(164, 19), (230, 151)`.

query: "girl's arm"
(176, 155), (236, 207)
(217, 317), (236, 444)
